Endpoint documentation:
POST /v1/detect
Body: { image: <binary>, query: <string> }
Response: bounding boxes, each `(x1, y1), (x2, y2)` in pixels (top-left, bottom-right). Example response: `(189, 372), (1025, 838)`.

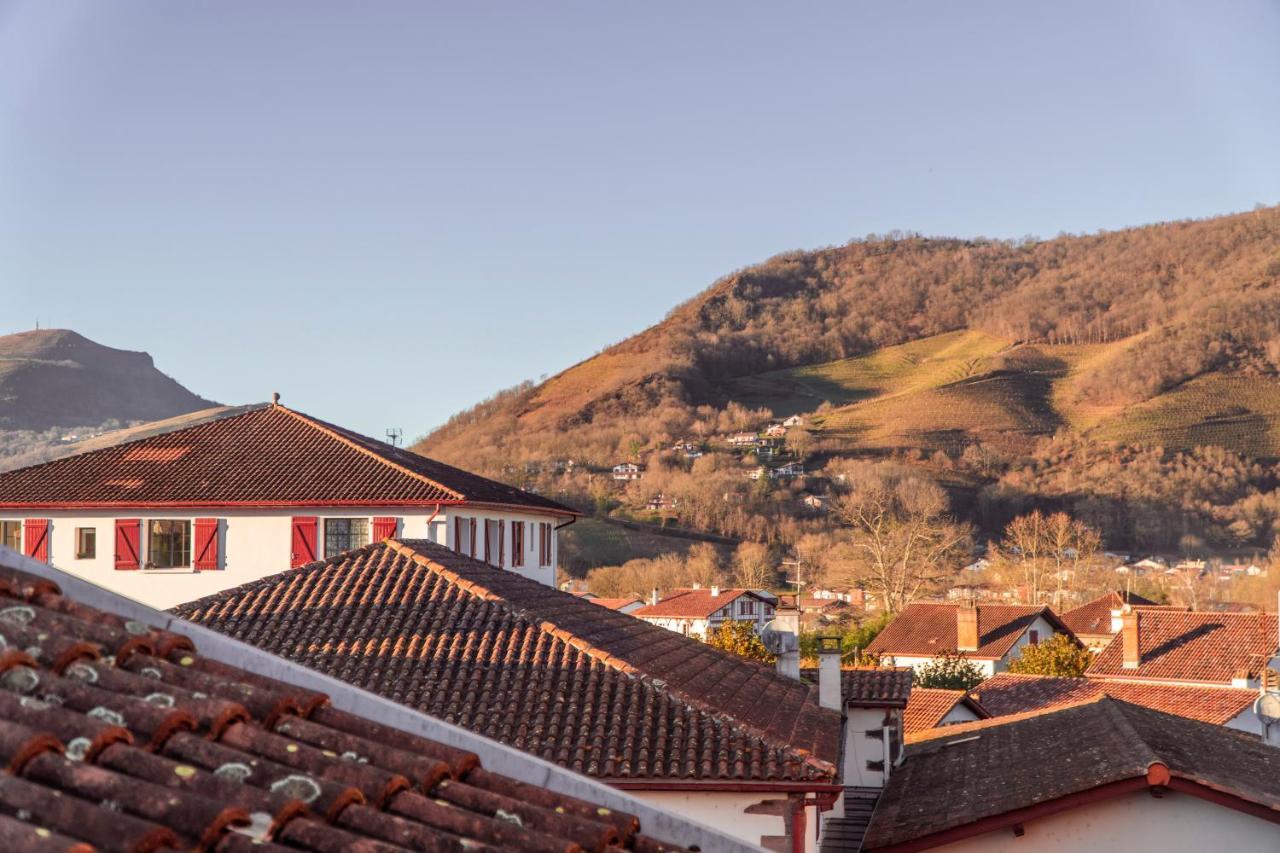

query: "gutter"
(0, 499), (581, 517)
(0, 546), (763, 853)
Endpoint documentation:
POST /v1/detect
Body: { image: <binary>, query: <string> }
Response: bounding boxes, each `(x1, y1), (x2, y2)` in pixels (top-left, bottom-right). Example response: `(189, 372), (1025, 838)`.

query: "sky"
(3, 1), (1280, 440)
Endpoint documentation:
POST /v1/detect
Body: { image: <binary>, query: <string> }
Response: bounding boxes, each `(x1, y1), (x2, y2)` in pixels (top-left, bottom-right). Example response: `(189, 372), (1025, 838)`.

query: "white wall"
(635, 790), (821, 853)
(6, 505), (561, 609)
(844, 707), (896, 788)
(929, 788), (1278, 852)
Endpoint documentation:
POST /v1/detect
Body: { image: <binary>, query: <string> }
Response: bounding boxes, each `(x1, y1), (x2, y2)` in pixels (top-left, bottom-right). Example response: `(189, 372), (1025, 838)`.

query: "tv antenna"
(385, 428), (403, 447)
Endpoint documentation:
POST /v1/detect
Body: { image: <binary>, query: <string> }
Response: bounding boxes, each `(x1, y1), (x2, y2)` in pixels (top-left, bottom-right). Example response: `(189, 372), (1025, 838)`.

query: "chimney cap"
(818, 636), (841, 654)
(271, 392), (281, 405)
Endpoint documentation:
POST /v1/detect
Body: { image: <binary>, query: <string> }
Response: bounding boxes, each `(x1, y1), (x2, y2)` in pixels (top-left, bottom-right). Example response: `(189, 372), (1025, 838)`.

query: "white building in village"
(632, 586), (776, 638)
(0, 402), (578, 608)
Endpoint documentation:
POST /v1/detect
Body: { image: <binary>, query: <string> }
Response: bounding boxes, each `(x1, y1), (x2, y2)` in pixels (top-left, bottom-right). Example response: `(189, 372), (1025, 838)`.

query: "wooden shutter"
(498, 522), (505, 568)
(290, 516), (318, 568)
(372, 516), (398, 542)
(23, 519), (49, 562)
(454, 517), (462, 553)
(194, 518), (219, 570)
(483, 521), (493, 564)
(511, 521), (524, 567)
(469, 520), (476, 558)
(114, 519), (141, 570)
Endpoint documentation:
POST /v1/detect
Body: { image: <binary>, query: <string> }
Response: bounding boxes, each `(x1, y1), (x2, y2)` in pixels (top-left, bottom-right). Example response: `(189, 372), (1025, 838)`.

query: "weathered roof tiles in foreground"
(0, 557), (690, 852)
(0, 403), (574, 515)
(175, 539), (841, 784)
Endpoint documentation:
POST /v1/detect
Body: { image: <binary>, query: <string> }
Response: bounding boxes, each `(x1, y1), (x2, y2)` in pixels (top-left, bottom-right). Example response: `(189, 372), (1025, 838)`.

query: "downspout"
(426, 503), (442, 543)
(791, 796), (807, 853)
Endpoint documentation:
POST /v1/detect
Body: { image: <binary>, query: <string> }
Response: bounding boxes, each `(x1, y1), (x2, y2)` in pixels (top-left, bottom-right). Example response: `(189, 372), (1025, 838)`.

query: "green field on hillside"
(558, 518), (731, 577)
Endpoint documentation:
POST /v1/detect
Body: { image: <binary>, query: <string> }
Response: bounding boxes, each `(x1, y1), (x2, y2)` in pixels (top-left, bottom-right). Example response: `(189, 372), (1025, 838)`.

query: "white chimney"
(773, 601), (801, 680)
(650, 588), (659, 606)
(817, 636), (842, 711)
(710, 585), (720, 597)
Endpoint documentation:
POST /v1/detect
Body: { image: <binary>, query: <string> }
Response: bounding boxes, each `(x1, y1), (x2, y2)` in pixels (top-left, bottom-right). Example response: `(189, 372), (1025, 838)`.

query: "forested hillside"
(416, 206), (1280, 570)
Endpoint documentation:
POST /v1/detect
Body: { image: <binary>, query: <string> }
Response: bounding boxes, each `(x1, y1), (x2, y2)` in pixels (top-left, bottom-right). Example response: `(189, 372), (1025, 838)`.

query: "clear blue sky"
(3, 1), (1279, 440)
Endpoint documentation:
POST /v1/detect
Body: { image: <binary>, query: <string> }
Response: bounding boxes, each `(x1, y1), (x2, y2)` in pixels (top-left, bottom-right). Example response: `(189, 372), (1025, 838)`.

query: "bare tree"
(834, 470), (971, 614)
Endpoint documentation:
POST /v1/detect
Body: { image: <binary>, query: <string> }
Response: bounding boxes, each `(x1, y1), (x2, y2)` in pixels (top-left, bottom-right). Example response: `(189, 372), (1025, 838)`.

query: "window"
(455, 517), (475, 556)
(146, 520), (191, 569)
(76, 527), (97, 559)
(511, 521), (525, 567)
(0, 521), (19, 552)
(1028, 629), (1040, 645)
(741, 599), (755, 615)
(324, 518), (369, 558)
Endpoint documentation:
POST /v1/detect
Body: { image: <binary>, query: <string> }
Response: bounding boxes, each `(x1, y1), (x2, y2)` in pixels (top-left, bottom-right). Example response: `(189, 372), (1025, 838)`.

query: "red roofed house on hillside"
(865, 603), (1075, 677)
(1086, 607), (1279, 689)
(0, 544), (751, 852)
(633, 586), (777, 638)
(0, 403), (578, 608)
(174, 539), (845, 852)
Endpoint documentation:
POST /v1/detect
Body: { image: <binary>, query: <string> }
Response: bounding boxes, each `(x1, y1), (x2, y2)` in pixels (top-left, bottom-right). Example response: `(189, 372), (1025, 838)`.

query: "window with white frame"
(324, 518), (369, 559)
(75, 527), (96, 559)
(147, 520), (191, 569)
(0, 520), (20, 552)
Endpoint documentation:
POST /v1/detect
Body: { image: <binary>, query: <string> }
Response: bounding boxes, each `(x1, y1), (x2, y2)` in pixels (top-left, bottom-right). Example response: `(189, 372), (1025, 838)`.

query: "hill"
(0, 329), (217, 468)
(415, 206), (1280, 561)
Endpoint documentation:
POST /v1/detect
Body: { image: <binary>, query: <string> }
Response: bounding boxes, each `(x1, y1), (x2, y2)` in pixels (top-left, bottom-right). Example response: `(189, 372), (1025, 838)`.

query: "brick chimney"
(1122, 608), (1141, 669)
(817, 636), (842, 711)
(957, 605), (979, 652)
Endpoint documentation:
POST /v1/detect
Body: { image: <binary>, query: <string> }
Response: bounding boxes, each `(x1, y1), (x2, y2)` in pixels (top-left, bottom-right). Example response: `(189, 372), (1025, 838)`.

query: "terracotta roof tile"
(0, 404), (574, 514)
(175, 540), (840, 783)
(902, 688), (988, 734)
(865, 603), (1070, 660)
(864, 697), (1280, 849)
(1059, 591), (1161, 636)
(0, 560), (688, 852)
(972, 672), (1259, 726)
(800, 667), (914, 707)
(632, 588), (769, 619)
(585, 597), (643, 611)
(1087, 609), (1279, 684)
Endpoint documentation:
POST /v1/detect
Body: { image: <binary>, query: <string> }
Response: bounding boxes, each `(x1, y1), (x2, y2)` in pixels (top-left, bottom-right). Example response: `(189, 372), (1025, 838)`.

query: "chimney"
(817, 636), (842, 710)
(957, 605), (979, 652)
(774, 600), (801, 680)
(1122, 608), (1141, 669)
(710, 585), (720, 598)
(650, 588), (660, 606)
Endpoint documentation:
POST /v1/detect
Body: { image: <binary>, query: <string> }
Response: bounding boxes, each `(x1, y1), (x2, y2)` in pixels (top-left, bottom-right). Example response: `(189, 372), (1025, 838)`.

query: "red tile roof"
(0, 404), (575, 515)
(865, 603), (1071, 661)
(1087, 610), (1279, 684)
(586, 597), (644, 611)
(174, 540), (840, 784)
(0, 559), (693, 852)
(797, 667), (915, 708)
(865, 697), (1280, 850)
(972, 672), (1257, 726)
(902, 689), (989, 735)
(632, 588), (770, 619)
(1059, 591), (1161, 637)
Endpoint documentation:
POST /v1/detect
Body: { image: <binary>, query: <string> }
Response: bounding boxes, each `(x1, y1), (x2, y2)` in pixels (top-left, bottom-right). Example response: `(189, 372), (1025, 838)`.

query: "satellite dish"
(760, 619), (797, 655)
(1254, 692), (1280, 727)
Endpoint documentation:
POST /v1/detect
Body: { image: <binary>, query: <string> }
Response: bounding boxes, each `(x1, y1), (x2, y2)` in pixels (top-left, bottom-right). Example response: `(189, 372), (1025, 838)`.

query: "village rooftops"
(0, 402), (576, 516)
(865, 602), (1074, 660)
(971, 672), (1259, 728)
(631, 587), (773, 620)
(1059, 590), (1162, 637)
(863, 696), (1280, 850)
(0, 547), (739, 852)
(1087, 608), (1279, 685)
(902, 688), (989, 735)
(798, 667), (915, 708)
(174, 540), (841, 785)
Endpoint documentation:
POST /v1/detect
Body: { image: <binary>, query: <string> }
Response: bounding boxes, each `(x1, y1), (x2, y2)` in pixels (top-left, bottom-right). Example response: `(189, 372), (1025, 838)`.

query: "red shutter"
(115, 519), (141, 570)
(194, 518), (219, 571)
(372, 516), (398, 542)
(453, 517), (462, 553)
(469, 520), (476, 557)
(498, 522), (505, 568)
(23, 519), (49, 562)
(511, 521), (524, 567)
(483, 521), (492, 563)
(290, 516), (318, 568)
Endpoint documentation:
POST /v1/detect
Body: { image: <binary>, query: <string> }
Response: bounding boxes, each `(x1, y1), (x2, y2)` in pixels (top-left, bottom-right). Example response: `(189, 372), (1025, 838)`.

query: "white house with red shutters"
(0, 403), (579, 609)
